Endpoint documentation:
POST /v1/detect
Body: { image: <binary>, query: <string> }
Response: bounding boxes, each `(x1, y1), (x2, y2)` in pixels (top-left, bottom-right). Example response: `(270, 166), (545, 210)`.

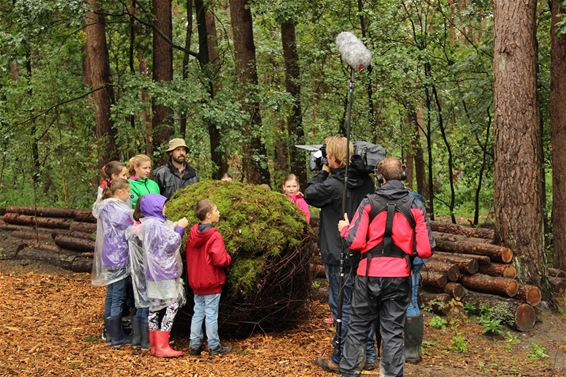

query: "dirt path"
(0, 259), (564, 376)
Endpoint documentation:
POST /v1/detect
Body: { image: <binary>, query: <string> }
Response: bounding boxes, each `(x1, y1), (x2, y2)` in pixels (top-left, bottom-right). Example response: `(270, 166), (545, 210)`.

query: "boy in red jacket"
(186, 199), (232, 356)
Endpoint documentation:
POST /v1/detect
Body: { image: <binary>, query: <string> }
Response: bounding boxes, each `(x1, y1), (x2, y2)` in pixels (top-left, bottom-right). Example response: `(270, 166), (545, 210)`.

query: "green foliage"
(429, 315), (447, 330)
(165, 180), (307, 296)
(504, 331), (520, 352)
(527, 343), (548, 361)
(450, 335), (468, 353)
(479, 315), (503, 335)
(0, 0), (554, 235)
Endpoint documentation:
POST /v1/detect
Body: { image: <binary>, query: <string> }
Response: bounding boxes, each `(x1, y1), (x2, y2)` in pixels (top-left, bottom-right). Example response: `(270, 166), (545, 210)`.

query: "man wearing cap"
(153, 138), (199, 199)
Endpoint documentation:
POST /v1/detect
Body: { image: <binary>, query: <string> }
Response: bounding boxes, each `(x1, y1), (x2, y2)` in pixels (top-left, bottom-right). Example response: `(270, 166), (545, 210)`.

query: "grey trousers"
(339, 276), (410, 377)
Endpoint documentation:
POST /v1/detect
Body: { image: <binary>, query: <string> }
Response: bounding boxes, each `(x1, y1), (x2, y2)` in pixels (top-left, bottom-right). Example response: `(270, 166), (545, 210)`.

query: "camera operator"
(304, 136), (375, 372)
(336, 157), (433, 377)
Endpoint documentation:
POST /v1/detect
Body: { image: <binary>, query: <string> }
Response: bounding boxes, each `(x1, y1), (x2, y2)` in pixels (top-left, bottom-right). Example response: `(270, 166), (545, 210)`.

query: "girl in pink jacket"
(283, 174), (310, 223)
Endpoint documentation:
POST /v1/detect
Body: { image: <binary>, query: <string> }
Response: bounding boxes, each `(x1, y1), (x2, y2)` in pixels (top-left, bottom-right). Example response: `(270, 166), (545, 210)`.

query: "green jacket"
(128, 177), (160, 208)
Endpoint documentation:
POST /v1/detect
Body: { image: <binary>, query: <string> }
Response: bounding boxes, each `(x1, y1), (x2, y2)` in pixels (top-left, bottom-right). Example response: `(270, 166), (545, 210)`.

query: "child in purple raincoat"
(135, 193), (188, 357)
(91, 178), (134, 348)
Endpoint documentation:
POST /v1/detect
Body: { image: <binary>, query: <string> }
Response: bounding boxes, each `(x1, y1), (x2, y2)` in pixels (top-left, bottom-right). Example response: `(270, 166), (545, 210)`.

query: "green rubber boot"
(404, 314), (424, 364)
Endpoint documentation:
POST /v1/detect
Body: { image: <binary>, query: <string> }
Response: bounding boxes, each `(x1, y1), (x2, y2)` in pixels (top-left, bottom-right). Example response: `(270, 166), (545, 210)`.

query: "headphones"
(376, 163), (407, 185)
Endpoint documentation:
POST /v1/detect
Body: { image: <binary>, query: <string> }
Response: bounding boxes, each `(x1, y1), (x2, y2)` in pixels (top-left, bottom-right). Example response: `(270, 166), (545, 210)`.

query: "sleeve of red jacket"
(341, 198), (372, 251)
(208, 234), (232, 268)
(411, 207), (433, 259)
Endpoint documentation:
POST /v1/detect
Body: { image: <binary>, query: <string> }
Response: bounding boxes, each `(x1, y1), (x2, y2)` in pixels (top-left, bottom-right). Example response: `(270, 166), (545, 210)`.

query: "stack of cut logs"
(311, 221), (566, 332)
(0, 206), (96, 273)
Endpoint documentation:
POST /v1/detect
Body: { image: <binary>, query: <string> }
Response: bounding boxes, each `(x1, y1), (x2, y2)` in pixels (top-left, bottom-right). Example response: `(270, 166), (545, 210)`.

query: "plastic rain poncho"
(126, 222), (149, 309)
(136, 194), (186, 311)
(91, 198), (134, 286)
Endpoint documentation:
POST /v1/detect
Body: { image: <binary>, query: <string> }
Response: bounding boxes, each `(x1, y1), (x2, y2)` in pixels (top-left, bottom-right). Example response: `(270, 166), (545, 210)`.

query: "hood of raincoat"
(375, 180), (410, 201)
(140, 193), (167, 220)
(331, 166), (373, 190)
(188, 224), (216, 249)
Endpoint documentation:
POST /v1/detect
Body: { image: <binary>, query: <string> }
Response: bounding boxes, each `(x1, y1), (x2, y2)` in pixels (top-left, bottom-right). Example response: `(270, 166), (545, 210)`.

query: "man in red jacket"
(186, 199), (232, 356)
(337, 157), (433, 377)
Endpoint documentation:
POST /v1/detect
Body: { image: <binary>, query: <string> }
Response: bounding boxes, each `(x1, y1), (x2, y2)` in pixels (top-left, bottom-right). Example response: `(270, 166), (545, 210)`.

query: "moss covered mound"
(166, 180), (314, 335)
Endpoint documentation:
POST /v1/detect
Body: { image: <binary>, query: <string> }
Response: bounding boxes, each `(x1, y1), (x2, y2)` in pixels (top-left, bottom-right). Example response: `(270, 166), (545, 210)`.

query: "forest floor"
(0, 259), (565, 377)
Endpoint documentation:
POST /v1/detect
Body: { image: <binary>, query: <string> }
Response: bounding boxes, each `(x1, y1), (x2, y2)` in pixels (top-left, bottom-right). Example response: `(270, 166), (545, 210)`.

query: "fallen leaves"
(1, 260), (565, 377)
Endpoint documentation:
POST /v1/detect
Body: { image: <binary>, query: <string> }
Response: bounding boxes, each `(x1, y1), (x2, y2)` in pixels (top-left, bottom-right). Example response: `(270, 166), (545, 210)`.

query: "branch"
(114, 0), (200, 59)
(16, 86), (105, 126)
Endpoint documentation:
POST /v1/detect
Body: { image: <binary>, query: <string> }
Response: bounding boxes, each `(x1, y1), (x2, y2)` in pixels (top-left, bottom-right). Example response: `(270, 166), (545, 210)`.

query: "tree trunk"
(435, 238), (513, 263)
(6, 206), (75, 218)
(196, 0), (228, 179)
(432, 252), (479, 274)
(432, 231), (493, 245)
(419, 292), (451, 315)
(53, 235), (95, 253)
(421, 270), (448, 290)
(11, 230), (53, 242)
(356, 0), (378, 140)
(516, 284), (541, 306)
(69, 222), (97, 233)
(493, 0), (544, 285)
(229, 0), (271, 184)
(548, 267), (566, 278)
(479, 262), (517, 278)
(444, 282), (465, 300)
(460, 273), (519, 297)
(3, 213), (72, 229)
(432, 84), (456, 223)
(179, 0), (193, 138)
(424, 63), (434, 219)
(84, 0), (119, 163)
(462, 290), (536, 331)
(431, 221), (494, 239)
(550, 0), (566, 271)
(139, 59), (153, 156)
(281, 20), (306, 187)
(152, 0), (174, 150)
(72, 210), (97, 223)
(423, 260), (461, 282)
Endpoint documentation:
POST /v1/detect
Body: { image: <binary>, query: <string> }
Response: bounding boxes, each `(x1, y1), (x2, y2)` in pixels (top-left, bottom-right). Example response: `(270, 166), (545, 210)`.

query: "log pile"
(419, 221), (553, 332)
(0, 206), (95, 272)
(309, 220), (565, 332)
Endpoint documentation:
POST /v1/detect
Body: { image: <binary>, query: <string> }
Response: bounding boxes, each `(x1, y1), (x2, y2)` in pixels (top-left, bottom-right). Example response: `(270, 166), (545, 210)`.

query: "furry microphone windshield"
(335, 31), (372, 71)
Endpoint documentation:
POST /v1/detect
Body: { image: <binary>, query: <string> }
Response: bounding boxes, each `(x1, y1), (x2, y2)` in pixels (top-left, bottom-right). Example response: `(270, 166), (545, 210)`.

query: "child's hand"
(177, 217), (189, 228)
(338, 213), (349, 232)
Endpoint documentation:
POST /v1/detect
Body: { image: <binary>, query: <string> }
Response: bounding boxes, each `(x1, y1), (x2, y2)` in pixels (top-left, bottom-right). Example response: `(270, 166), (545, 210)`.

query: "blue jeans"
(325, 264), (376, 363)
(190, 293), (221, 349)
(104, 278), (127, 318)
(135, 307), (149, 320)
(406, 263), (424, 317)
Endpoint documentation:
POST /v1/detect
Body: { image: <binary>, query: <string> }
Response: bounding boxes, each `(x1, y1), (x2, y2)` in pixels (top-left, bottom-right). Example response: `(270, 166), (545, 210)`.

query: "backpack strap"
(363, 194), (418, 276)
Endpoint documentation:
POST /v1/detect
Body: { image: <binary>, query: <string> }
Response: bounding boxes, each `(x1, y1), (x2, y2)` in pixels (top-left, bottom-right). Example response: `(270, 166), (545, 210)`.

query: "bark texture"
(196, 0), (228, 179)
(550, 0), (566, 270)
(493, 0), (544, 285)
(281, 20), (306, 187)
(152, 0), (174, 149)
(84, 0), (119, 162)
(229, 0), (270, 184)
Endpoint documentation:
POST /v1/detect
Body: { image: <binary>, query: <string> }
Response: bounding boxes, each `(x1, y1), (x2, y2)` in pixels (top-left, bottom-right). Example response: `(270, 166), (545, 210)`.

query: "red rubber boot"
(152, 330), (183, 358)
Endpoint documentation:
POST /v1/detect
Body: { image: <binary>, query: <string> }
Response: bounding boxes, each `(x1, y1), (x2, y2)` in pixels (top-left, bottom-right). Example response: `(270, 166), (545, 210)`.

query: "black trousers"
(339, 276), (410, 377)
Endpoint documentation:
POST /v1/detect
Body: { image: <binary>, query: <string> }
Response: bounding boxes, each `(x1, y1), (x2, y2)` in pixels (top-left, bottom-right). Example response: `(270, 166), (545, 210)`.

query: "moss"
(166, 180), (307, 297)
(228, 258), (264, 296)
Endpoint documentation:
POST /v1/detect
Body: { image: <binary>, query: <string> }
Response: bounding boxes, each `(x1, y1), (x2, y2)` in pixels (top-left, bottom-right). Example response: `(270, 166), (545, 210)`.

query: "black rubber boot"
(131, 317), (141, 349)
(139, 319), (149, 351)
(107, 316), (131, 348)
(103, 317), (111, 345)
(404, 313), (424, 363)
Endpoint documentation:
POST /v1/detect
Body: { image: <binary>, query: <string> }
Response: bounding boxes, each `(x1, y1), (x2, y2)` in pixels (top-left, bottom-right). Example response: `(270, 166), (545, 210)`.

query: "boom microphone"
(335, 32), (372, 71)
